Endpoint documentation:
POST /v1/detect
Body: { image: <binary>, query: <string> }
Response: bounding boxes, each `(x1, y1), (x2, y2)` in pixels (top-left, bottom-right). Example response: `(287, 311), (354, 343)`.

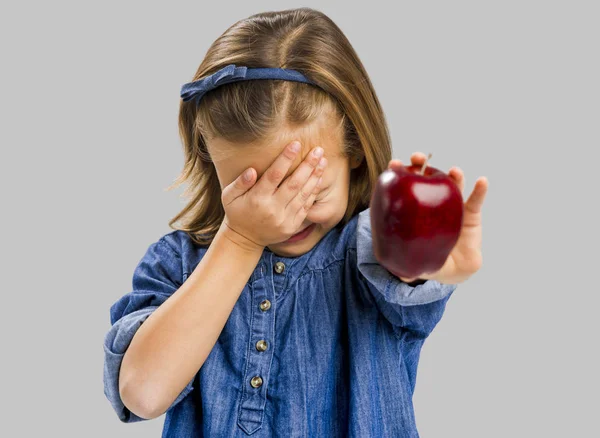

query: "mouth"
(283, 223), (316, 243)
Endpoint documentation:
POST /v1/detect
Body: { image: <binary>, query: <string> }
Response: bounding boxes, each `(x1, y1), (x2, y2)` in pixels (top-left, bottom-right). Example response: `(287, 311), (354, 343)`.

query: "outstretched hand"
(388, 153), (489, 285)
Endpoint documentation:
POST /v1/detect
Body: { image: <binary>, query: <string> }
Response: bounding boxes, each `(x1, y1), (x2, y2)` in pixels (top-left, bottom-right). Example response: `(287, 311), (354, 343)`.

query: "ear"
(350, 154), (363, 169)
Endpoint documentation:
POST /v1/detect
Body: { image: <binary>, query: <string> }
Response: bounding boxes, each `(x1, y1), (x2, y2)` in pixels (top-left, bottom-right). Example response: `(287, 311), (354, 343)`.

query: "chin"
(269, 226), (320, 257)
(270, 247), (312, 258)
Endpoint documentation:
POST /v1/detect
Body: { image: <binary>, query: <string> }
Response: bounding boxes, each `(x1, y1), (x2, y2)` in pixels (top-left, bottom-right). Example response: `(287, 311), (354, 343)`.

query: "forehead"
(207, 116), (345, 184)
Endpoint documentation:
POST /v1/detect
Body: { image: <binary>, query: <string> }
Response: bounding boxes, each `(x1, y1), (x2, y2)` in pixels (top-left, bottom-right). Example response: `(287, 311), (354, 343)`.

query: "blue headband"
(180, 64), (316, 107)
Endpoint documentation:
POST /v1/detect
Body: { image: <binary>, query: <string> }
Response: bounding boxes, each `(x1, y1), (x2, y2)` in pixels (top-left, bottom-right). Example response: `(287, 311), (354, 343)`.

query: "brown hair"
(167, 7), (392, 246)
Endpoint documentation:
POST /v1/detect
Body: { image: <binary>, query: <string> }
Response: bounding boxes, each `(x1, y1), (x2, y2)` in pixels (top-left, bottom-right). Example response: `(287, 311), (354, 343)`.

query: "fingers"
(254, 140), (302, 194)
(221, 167), (256, 206)
(276, 145), (326, 206)
(302, 176), (323, 213)
(387, 156), (488, 217)
(388, 159), (403, 170)
(448, 167), (465, 193)
(388, 152), (429, 170)
(288, 155), (327, 218)
(465, 176), (488, 215)
(409, 152), (429, 166)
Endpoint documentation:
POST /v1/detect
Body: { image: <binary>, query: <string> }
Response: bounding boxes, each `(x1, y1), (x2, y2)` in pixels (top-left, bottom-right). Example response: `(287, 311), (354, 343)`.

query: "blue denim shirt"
(103, 207), (457, 437)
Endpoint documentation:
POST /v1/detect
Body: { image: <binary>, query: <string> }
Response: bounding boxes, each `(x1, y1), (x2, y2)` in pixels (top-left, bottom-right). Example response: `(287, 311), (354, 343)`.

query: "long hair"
(167, 7), (391, 246)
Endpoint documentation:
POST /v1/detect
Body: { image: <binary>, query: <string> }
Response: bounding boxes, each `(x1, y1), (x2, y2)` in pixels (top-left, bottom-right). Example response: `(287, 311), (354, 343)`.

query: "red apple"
(370, 154), (463, 279)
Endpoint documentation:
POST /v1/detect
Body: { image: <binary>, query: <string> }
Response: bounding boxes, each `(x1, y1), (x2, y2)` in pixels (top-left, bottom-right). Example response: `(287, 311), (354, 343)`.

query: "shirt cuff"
(103, 307), (194, 422)
(356, 207), (457, 306)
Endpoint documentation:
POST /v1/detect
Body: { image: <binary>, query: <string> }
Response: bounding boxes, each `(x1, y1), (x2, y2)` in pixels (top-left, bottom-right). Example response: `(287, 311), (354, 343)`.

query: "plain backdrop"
(1, 0), (598, 436)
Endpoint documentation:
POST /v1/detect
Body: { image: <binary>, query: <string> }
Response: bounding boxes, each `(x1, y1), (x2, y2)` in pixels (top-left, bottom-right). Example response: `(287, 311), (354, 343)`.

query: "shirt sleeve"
(355, 207), (458, 339)
(103, 237), (195, 423)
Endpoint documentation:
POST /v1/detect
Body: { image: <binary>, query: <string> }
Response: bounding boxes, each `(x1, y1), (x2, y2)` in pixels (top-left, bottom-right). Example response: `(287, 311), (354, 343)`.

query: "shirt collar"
(249, 215), (358, 288)
(250, 240), (318, 288)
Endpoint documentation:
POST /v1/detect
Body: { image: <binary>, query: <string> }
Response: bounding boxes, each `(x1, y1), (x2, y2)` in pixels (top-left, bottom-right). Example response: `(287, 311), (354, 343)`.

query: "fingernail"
(318, 157), (327, 168)
(290, 141), (300, 152)
(313, 147), (323, 157)
(243, 169), (252, 182)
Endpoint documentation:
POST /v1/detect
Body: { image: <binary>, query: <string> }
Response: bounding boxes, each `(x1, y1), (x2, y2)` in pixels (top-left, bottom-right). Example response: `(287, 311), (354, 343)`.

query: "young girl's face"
(207, 114), (361, 257)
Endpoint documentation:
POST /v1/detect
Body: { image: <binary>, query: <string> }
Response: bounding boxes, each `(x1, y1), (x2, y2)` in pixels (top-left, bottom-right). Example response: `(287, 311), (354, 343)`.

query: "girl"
(103, 7), (488, 437)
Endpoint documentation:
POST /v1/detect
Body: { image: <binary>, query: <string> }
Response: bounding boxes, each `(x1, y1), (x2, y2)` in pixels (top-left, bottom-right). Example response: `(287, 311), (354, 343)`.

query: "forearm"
(119, 222), (263, 418)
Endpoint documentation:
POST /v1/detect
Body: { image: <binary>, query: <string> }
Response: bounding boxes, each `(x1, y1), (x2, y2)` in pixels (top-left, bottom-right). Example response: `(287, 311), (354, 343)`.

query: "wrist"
(403, 278), (428, 286)
(218, 221), (265, 254)
(398, 274), (428, 286)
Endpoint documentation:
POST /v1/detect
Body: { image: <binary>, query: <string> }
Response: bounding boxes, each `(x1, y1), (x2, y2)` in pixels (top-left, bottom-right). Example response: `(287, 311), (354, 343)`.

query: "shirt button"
(255, 340), (268, 352)
(274, 261), (285, 274)
(259, 299), (271, 311)
(250, 376), (263, 388)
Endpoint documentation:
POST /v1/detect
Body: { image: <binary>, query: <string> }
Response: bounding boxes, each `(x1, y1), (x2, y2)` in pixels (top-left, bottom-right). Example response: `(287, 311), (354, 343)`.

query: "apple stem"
(420, 153), (433, 175)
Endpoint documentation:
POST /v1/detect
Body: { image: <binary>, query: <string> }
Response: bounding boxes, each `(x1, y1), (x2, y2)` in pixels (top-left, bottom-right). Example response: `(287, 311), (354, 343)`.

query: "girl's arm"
(119, 222), (263, 419)
(353, 207), (458, 339)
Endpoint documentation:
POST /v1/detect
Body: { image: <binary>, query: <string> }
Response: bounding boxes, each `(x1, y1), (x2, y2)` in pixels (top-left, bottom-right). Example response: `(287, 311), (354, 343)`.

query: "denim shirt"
(103, 207), (457, 437)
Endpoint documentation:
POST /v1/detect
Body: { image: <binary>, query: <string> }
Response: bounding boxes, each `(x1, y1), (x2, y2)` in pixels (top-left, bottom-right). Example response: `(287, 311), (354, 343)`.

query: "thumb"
(388, 159), (404, 170)
(221, 168), (255, 205)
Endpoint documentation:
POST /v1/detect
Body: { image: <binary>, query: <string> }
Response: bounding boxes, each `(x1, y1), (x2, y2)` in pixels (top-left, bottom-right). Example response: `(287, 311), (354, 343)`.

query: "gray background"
(1, 0), (598, 436)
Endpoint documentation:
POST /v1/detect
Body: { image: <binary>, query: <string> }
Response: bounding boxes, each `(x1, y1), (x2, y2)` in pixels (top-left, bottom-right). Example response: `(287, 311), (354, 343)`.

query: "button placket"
(271, 259), (288, 297)
(274, 261), (285, 274)
(255, 340), (268, 351)
(250, 376), (263, 388)
(237, 263), (275, 435)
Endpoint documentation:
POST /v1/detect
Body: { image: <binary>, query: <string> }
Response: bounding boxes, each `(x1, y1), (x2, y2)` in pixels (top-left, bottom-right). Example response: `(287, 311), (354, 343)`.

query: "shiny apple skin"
(370, 164), (464, 279)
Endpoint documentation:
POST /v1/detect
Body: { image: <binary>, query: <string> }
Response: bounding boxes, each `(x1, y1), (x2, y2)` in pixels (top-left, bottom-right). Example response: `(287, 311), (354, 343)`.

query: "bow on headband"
(180, 64), (316, 106)
(180, 64), (248, 103)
